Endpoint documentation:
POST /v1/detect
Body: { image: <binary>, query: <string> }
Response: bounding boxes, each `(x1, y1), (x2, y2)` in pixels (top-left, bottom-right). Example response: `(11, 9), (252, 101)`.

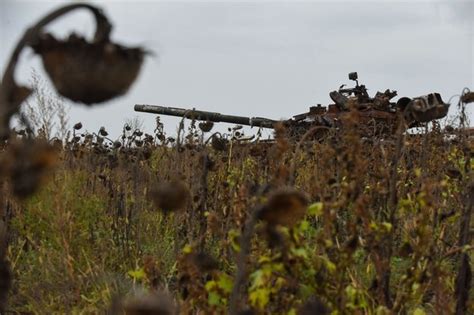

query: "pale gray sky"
(1, 0), (473, 137)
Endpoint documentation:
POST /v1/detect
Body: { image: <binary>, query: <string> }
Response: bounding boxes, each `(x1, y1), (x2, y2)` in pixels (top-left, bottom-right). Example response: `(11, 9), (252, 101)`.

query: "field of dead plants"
(0, 104), (472, 314)
(0, 3), (472, 315)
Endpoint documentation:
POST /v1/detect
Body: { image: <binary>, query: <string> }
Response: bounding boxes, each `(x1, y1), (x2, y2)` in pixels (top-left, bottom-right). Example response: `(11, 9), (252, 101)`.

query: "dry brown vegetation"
(0, 3), (472, 314)
(0, 107), (472, 314)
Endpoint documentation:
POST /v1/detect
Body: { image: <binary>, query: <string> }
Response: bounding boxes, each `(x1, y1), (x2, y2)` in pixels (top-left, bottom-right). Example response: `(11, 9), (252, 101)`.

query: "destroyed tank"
(134, 72), (450, 139)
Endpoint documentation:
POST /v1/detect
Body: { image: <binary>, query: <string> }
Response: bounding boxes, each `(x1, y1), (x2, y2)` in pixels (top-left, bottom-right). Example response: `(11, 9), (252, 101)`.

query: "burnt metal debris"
(135, 72), (450, 138)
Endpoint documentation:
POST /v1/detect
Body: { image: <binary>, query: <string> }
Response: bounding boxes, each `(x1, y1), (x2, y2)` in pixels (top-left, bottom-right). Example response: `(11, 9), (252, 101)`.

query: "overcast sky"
(1, 0), (473, 137)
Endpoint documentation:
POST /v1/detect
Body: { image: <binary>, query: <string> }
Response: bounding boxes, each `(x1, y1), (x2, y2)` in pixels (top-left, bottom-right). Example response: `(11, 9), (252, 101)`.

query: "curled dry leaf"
(446, 166), (463, 179)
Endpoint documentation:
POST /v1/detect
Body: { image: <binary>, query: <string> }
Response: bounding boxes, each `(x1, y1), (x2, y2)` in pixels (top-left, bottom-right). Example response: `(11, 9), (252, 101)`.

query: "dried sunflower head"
(31, 33), (145, 105)
(198, 121), (214, 133)
(150, 180), (190, 213)
(211, 135), (227, 151)
(73, 122), (83, 130)
(1, 139), (57, 198)
(116, 292), (176, 315)
(257, 188), (309, 227)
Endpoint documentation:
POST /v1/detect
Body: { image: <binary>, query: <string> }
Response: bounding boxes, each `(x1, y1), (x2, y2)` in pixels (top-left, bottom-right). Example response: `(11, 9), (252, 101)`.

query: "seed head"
(99, 127), (108, 137)
(198, 121), (214, 133)
(4, 140), (57, 198)
(73, 122), (83, 130)
(257, 188), (309, 227)
(211, 135), (227, 151)
(150, 180), (190, 213)
(119, 292), (176, 315)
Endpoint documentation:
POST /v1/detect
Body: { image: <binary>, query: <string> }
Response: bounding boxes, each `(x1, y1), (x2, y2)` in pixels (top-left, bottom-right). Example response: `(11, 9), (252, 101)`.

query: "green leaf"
(322, 256), (336, 274)
(228, 229), (241, 252)
(182, 244), (193, 254)
(414, 168), (421, 177)
(291, 247), (308, 259)
(299, 284), (315, 299)
(127, 267), (146, 280)
(375, 306), (391, 315)
(412, 282), (420, 293)
(308, 202), (323, 216)
(257, 255), (272, 264)
(249, 269), (265, 290)
(217, 274), (233, 294)
(249, 288), (270, 310)
(413, 308), (426, 315)
(381, 222), (392, 232)
(208, 291), (221, 306)
(299, 220), (310, 231)
(345, 284), (357, 300)
(205, 280), (217, 291)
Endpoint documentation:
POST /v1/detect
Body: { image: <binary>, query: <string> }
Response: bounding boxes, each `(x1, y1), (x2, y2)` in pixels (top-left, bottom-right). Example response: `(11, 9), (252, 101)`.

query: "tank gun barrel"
(134, 104), (278, 128)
